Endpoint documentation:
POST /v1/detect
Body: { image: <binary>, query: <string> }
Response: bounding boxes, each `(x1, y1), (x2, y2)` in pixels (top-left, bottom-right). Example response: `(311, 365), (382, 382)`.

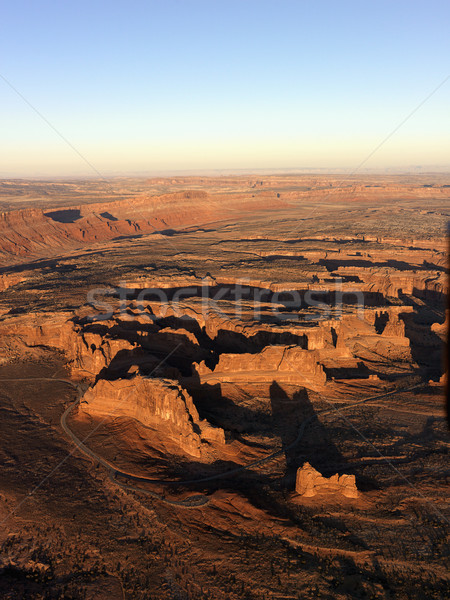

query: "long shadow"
(111, 377), (372, 526)
(213, 328), (308, 353)
(44, 208), (82, 222)
(96, 347), (183, 381)
(134, 378), (359, 531)
(399, 302), (445, 381)
(320, 257), (446, 272)
(185, 379), (275, 434)
(269, 381), (349, 483)
(183, 378), (351, 489)
(75, 315), (214, 376)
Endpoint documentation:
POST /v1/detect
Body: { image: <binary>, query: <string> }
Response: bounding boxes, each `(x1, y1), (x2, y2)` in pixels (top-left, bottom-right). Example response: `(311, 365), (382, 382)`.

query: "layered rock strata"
(195, 345), (327, 388)
(81, 374), (225, 457)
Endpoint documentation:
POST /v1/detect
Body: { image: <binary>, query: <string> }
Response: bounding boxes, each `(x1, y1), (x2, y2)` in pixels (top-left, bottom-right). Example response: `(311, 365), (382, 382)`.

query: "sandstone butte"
(80, 374), (225, 458)
(295, 462), (359, 499)
(0, 175), (448, 600)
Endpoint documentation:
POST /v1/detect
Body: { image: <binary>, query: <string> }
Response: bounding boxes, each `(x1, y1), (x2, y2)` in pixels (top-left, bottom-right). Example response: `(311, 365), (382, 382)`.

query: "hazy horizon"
(2, 166), (450, 181)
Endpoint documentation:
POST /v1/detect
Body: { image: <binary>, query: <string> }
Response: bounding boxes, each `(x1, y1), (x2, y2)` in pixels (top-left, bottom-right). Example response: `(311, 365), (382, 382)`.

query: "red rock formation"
(431, 309), (449, 342)
(195, 345), (327, 388)
(0, 312), (135, 380)
(0, 311), (74, 350)
(0, 191), (289, 265)
(81, 375), (224, 456)
(0, 272), (26, 291)
(295, 462), (358, 498)
(70, 332), (136, 378)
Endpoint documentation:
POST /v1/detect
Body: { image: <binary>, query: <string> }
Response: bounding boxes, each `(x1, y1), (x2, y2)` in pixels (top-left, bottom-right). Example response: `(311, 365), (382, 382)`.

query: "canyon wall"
(81, 375), (224, 457)
(195, 345), (328, 388)
(0, 191), (288, 265)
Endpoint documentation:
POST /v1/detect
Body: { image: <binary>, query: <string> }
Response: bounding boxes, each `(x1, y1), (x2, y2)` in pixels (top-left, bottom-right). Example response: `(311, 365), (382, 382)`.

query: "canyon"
(0, 175), (448, 600)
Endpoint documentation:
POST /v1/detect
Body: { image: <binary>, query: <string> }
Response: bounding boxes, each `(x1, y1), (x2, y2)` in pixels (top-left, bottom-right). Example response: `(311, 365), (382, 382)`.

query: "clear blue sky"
(1, 0), (449, 176)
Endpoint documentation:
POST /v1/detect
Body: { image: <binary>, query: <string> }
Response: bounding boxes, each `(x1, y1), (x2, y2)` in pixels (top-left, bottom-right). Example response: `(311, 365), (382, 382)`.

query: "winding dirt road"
(1, 376), (423, 508)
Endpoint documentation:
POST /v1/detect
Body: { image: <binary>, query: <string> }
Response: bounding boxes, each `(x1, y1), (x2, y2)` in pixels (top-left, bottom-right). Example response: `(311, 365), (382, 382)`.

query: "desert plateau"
(0, 174), (448, 599)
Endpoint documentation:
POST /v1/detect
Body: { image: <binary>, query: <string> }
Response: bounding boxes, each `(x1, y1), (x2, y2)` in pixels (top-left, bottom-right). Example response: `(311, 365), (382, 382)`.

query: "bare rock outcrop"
(0, 311), (75, 351)
(195, 345), (327, 388)
(0, 312), (134, 379)
(0, 272), (27, 292)
(431, 309), (449, 342)
(82, 375), (224, 457)
(70, 332), (136, 378)
(295, 462), (358, 498)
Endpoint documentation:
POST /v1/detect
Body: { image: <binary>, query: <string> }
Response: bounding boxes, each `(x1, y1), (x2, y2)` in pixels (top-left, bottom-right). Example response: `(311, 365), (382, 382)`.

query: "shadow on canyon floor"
(162, 379), (353, 493)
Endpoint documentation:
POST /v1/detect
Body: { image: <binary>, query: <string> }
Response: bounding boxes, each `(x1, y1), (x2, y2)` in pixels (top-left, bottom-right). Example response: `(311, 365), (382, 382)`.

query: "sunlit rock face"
(295, 462), (359, 499)
(82, 374), (224, 457)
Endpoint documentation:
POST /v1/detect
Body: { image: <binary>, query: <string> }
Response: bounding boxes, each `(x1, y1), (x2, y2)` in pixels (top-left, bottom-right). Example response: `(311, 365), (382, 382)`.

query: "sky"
(0, 0), (449, 176)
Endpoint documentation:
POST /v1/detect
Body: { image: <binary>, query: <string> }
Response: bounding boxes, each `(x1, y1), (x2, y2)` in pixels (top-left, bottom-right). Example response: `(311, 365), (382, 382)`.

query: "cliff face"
(195, 345), (328, 388)
(70, 332), (136, 378)
(0, 312), (137, 380)
(81, 375), (224, 457)
(0, 209), (69, 262)
(0, 191), (288, 265)
(0, 311), (75, 351)
(0, 310), (226, 456)
(359, 269), (447, 299)
(0, 295), (421, 388)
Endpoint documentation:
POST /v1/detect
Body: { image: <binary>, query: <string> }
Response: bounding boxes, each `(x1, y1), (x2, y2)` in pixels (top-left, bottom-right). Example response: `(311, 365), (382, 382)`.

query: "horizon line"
(1, 167), (450, 181)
